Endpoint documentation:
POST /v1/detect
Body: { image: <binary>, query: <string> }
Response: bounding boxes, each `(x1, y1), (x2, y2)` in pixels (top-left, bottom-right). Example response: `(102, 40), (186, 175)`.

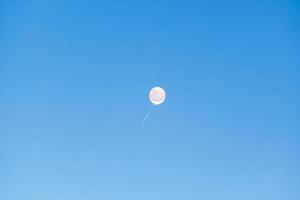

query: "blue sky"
(1, 0), (299, 199)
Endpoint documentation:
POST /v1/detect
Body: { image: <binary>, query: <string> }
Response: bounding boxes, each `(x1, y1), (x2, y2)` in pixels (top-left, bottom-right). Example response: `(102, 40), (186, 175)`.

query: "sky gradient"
(1, 0), (300, 199)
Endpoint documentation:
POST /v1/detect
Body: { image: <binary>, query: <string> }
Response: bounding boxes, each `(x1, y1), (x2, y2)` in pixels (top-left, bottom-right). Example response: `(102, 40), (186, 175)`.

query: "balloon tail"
(140, 105), (156, 132)
(140, 111), (151, 132)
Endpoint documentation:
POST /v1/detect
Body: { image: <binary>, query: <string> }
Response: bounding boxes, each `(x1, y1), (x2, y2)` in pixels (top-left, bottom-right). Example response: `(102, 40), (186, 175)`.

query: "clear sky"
(1, 0), (299, 199)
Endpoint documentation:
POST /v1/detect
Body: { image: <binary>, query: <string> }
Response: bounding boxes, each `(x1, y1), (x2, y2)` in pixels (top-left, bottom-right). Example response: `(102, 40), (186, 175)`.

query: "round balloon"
(149, 87), (166, 105)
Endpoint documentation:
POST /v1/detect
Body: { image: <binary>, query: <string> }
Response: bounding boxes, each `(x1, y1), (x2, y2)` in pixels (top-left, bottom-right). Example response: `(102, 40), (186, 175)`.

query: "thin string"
(140, 105), (155, 132)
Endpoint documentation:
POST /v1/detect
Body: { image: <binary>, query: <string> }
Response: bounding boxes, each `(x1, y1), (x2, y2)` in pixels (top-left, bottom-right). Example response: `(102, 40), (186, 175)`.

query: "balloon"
(149, 87), (166, 105)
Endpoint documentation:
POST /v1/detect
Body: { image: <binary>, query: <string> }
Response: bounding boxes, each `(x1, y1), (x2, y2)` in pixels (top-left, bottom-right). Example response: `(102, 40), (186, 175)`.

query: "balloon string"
(140, 105), (155, 132)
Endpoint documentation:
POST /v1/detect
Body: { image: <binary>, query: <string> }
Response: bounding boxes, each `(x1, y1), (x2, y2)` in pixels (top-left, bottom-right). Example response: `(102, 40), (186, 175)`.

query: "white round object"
(149, 87), (166, 105)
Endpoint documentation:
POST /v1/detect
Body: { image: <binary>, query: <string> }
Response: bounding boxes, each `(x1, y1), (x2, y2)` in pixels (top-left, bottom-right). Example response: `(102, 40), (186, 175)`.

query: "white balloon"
(149, 87), (166, 105)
